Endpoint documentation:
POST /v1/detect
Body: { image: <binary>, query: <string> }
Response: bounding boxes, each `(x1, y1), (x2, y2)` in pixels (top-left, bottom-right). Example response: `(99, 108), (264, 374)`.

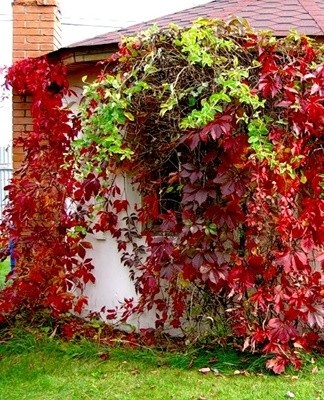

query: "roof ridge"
(70, 1), (216, 47)
(66, 0), (324, 49)
(299, 0), (324, 32)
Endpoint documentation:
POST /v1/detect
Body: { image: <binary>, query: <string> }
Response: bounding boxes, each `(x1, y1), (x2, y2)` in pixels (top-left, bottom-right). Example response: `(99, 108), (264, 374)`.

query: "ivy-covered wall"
(3, 18), (324, 373)
(73, 19), (324, 372)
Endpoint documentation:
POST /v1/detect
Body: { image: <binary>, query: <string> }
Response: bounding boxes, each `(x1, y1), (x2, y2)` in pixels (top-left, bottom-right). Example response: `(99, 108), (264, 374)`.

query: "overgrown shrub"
(75, 19), (324, 373)
(3, 18), (324, 373)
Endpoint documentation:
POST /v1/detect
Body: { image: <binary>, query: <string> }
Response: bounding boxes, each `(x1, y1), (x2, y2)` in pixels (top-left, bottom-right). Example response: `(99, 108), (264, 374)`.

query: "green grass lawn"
(1, 264), (324, 399)
(0, 258), (10, 288)
(1, 327), (324, 400)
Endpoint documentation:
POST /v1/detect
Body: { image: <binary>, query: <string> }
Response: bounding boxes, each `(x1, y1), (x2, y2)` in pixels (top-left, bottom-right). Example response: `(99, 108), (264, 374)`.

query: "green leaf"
(124, 112), (135, 121)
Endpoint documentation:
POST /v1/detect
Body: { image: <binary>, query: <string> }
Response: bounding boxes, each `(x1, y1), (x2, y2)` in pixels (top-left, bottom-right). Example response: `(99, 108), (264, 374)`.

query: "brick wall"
(13, 0), (61, 62)
(12, 0), (61, 169)
(12, 95), (33, 169)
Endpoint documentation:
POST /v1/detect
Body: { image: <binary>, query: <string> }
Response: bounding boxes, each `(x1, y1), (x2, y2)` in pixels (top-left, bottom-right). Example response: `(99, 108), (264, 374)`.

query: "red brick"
(13, 51), (27, 60)
(24, 5), (51, 13)
(13, 117), (32, 125)
(40, 43), (56, 51)
(15, 0), (35, 5)
(40, 28), (55, 35)
(13, 151), (24, 159)
(13, 109), (27, 117)
(13, 0), (61, 62)
(14, 42), (41, 51)
(13, 125), (28, 132)
(15, 27), (29, 35)
(13, 5), (29, 13)
(13, 20), (26, 28)
(27, 50), (45, 58)
(26, 35), (54, 43)
(13, 43), (26, 51)
(23, 27), (41, 35)
(40, 13), (56, 21)
(26, 20), (52, 28)
(15, 13), (40, 21)
(13, 35), (26, 44)
(12, 102), (30, 110)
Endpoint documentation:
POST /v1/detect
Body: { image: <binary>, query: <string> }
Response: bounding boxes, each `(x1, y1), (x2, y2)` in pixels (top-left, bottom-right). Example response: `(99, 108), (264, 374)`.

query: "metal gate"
(0, 146), (12, 220)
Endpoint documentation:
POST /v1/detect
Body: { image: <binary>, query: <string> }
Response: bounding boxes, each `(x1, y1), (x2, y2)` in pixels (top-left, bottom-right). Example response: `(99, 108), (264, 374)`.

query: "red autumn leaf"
(142, 195), (159, 219)
(305, 95), (324, 124)
(301, 233), (315, 253)
(222, 134), (249, 164)
(182, 184), (216, 206)
(204, 198), (245, 228)
(199, 114), (232, 141)
(161, 262), (180, 280)
(182, 262), (198, 280)
(159, 210), (178, 232)
(80, 241), (93, 249)
(77, 245), (86, 259)
(213, 163), (249, 196)
(83, 269), (95, 284)
(106, 308), (118, 320)
(74, 296), (88, 314)
(249, 289), (273, 311)
(259, 72), (282, 98)
(83, 173), (101, 201)
(150, 236), (174, 262)
(29, 270), (45, 284)
(200, 263), (228, 285)
(113, 199), (129, 213)
(275, 250), (308, 273)
(267, 318), (298, 343)
(266, 355), (290, 374)
(180, 163), (203, 183)
(303, 303), (324, 329)
(192, 252), (204, 269)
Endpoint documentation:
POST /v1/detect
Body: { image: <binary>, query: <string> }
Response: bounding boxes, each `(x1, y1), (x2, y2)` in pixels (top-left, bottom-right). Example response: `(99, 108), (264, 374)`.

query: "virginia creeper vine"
(0, 57), (94, 320)
(74, 19), (324, 373)
(2, 18), (324, 373)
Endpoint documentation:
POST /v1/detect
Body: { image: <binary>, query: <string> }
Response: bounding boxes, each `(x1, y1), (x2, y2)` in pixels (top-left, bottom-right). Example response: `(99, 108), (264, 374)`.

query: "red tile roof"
(70, 0), (324, 48)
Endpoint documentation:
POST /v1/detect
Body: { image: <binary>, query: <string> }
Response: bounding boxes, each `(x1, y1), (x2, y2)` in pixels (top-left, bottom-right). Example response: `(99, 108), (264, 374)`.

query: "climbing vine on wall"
(0, 57), (93, 320)
(73, 19), (324, 373)
(2, 18), (324, 373)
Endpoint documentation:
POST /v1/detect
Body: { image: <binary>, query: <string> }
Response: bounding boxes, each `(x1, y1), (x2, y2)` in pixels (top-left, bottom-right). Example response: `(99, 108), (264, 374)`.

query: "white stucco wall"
(83, 177), (156, 330)
(67, 82), (156, 329)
